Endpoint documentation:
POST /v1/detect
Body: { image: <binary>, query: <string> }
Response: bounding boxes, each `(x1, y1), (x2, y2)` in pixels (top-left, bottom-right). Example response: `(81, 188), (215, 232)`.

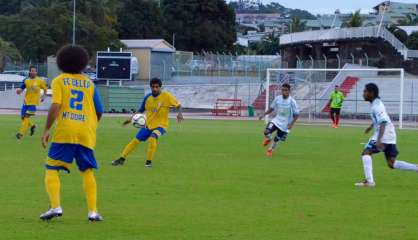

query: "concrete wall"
(0, 89), (51, 110)
(131, 49), (151, 81)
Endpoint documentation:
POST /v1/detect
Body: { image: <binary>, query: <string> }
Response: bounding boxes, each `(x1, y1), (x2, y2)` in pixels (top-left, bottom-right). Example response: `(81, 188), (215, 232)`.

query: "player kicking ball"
(355, 83), (418, 187)
(259, 83), (299, 157)
(112, 78), (183, 168)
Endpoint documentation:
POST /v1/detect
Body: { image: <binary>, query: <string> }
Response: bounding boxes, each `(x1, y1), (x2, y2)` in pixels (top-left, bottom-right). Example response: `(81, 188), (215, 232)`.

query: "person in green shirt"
(328, 85), (344, 128)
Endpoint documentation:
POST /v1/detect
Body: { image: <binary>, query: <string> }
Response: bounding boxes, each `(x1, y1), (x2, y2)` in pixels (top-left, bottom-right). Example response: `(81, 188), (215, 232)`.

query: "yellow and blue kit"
(46, 73), (103, 172)
(135, 91), (180, 141)
(19, 77), (48, 116)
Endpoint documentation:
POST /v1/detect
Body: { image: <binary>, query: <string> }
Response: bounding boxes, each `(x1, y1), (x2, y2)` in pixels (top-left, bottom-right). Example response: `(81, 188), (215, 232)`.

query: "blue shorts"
(136, 127), (166, 141)
(21, 105), (37, 117)
(46, 143), (98, 172)
(265, 122), (288, 142)
(365, 140), (399, 158)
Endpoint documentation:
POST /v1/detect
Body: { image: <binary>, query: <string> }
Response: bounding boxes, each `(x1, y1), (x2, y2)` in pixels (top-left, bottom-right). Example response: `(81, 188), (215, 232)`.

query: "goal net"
(263, 67), (418, 129)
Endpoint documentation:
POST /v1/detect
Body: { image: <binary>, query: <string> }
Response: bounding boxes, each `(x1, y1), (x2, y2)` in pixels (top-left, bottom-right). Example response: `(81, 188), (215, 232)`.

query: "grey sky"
(236, 0), (418, 14)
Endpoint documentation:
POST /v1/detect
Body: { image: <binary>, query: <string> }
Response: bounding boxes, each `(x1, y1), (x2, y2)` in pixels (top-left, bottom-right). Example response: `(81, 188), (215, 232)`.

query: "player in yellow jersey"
(15, 66), (48, 139)
(112, 78), (183, 168)
(39, 45), (104, 221)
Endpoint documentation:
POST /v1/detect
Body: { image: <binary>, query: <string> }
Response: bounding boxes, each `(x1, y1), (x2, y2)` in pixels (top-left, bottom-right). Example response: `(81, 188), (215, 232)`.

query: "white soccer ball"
(131, 113), (146, 128)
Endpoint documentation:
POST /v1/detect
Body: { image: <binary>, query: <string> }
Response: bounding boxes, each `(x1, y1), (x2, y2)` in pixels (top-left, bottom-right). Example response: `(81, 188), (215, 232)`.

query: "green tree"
(258, 23), (265, 32)
(117, 0), (164, 39)
(0, 37), (21, 72)
(344, 10), (363, 28)
(254, 33), (280, 55)
(407, 32), (418, 50)
(398, 14), (418, 26)
(162, 0), (236, 52)
(0, 0), (122, 61)
(290, 16), (306, 33)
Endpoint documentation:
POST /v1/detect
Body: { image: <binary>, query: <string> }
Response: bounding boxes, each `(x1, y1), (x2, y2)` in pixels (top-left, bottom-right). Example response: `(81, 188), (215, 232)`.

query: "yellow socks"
(81, 169), (97, 213)
(146, 137), (158, 161)
(45, 168), (97, 213)
(45, 170), (61, 208)
(19, 117), (32, 135)
(121, 138), (140, 158)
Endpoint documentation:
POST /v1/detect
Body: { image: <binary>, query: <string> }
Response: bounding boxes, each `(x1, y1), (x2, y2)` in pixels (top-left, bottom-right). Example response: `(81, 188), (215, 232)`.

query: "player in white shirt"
(356, 83), (418, 187)
(259, 83), (300, 157)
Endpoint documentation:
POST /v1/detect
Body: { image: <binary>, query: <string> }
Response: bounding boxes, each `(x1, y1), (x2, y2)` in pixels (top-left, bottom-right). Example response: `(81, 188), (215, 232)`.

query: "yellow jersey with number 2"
(50, 73), (103, 150)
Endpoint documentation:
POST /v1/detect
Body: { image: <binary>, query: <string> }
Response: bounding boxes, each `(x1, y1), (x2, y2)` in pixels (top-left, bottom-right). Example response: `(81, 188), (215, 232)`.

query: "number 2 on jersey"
(70, 90), (84, 111)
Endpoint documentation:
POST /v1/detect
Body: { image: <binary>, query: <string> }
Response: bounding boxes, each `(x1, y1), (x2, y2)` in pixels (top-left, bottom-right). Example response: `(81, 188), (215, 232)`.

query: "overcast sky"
(231, 0), (418, 14)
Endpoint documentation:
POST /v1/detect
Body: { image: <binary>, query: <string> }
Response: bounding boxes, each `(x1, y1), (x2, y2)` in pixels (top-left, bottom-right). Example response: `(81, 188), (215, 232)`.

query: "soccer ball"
(131, 113), (146, 128)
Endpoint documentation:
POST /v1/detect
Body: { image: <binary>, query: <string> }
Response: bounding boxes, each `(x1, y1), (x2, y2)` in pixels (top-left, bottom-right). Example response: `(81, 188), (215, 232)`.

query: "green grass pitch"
(1, 115), (418, 240)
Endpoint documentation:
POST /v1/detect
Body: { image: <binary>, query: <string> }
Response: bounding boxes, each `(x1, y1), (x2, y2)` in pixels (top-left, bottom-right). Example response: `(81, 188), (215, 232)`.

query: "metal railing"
(280, 26), (414, 60)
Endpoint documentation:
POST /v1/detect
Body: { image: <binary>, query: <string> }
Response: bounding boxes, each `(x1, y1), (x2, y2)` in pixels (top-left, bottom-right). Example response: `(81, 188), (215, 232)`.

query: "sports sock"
(28, 118), (33, 127)
(19, 117), (31, 135)
(121, 138), (140, 158)
(45, 170), (61, 209)
(394, 160), (418, 171)
(336, 113), (340, 125)
(362, 155), (374, 183)
(81, 169), (97, 213)
(146, 137), (158, 161)
(270, 140), (279, 150)
(330, 112), (335, 124)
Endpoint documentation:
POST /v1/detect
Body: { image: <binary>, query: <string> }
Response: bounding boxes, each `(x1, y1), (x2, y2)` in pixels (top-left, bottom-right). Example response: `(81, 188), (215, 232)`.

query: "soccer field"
(1, 115), (418, 240)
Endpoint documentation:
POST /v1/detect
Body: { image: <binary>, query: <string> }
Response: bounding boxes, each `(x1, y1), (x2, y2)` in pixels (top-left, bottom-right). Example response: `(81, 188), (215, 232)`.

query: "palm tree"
(0, 37), (21, 72)
(290, 16), (306, 33)
(398, 14), (418, 26)
(344, 10), (363, 28)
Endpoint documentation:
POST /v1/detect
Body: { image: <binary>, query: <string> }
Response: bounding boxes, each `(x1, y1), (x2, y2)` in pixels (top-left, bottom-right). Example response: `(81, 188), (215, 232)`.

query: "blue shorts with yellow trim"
(136, 127), (166, 141)
(46, 143), (97, 172)
(21, 105), (37, 117)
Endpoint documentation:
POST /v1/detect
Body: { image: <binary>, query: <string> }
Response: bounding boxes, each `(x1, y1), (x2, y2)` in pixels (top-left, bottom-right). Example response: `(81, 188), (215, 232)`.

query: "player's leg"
(263, 122), (276, 146)
(75, 146), (102, 221)
(267, 130), (287, 157)
(335, 108), (341, 128)
(384, 145), (418, 172)
(112, 128), (151, 166)
(40, 144), (74, 220)
(145, 128), (166, 168)
(355, 141), (378, 187)
(330, 109), (336, 128)
(17, 106), (36, 138)
(17, 106), (29, 139)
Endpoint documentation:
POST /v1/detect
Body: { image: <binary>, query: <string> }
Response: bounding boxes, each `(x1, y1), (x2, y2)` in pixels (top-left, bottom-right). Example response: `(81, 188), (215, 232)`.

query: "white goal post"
(265, 68), (406, 129)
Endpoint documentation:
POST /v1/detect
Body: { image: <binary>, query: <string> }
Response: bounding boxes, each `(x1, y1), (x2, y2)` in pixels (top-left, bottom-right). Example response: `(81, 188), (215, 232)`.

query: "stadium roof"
(398, 26), (418, 35)
(120, 39), (175, 53)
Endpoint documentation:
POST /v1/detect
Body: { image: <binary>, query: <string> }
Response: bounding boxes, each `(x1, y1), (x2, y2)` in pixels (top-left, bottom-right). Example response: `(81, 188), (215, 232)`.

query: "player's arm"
(167, 92), (183, 123)
(288, 114), (299, 130)
(123, 97), (146, 126)
(327, 93), (333, 106)
(258, 108), (274, 120)
(40, 80), (49, 102)
(288, 100), (300, 129)
(16, 79), (26, 95)
(376, 122), (386, 150)
(42, 103), (61, 148)
(93, 85), (104, 121)
(175, 104), (183, 123)
(365, 123), (373, 134)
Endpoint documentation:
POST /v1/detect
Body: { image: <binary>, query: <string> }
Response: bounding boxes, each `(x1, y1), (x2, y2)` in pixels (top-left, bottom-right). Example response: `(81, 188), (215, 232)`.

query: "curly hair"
(56, 45), (89, 74)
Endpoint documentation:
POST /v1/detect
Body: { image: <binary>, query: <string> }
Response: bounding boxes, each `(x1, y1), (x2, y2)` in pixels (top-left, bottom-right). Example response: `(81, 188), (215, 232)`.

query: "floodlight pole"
(72, 0), (76, 45)
(377, 3), (387, 37)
